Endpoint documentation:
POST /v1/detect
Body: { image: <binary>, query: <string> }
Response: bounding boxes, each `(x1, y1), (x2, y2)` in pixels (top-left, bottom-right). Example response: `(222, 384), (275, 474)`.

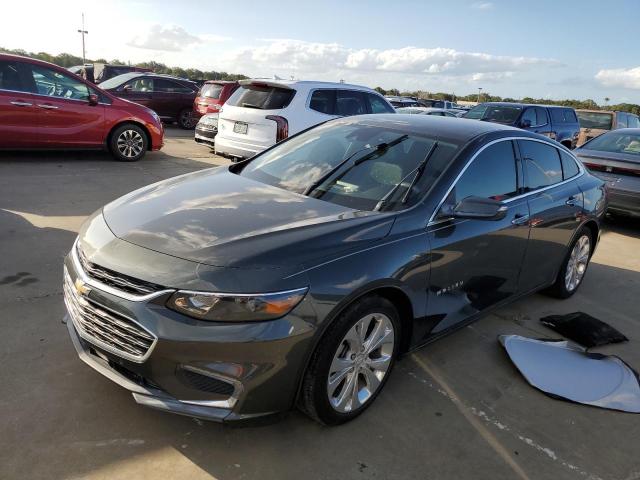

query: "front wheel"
(547, 227), (593, 298)
(299, 296), (399, 425)
(109, 124), (148, 162)
(178, 108), (197, 129)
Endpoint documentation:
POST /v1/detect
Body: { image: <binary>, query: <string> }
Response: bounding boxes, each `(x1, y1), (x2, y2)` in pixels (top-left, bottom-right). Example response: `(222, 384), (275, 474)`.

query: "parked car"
(575, 128), (640, 217)
(194, 113), (218, 147)
(99, 73), (199, 129)
(193, 80), (239, 117)
(464, 102), (580, 149)
(417, 99), (457, 109)
(386, 96), (421, 108)
(69, 63), (152, 84)
(215, 79), (395, 160)
(576, 109), (640, 147)
(63, 114), (605, 426)
(0, 54), (163, 161)
(396, 107), (459, 117)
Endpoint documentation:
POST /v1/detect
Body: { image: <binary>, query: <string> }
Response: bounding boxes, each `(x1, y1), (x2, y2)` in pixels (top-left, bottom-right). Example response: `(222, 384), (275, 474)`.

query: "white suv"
(214, 80), (395, 159)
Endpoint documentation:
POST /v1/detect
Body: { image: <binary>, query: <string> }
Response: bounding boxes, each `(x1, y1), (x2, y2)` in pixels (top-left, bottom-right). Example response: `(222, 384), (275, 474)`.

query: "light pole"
(477, 87), (483, 104)
(77, 13), (88, 64)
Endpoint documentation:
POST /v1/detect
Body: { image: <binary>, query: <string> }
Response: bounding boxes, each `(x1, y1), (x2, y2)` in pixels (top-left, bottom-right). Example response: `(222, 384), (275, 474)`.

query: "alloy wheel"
(116, 130), (144, 159)
(180, 110), (196, 129)
(565, 234), (591, 292)
(327, 313), (395, 413)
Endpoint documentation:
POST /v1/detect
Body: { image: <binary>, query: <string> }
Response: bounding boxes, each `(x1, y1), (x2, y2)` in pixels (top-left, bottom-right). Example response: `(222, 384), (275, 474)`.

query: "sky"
(2, 0), (640, 103)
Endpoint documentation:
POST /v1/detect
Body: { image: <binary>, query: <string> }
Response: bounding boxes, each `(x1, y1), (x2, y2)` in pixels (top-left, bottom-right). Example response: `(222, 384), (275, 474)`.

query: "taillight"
(266, 115), (289, 142)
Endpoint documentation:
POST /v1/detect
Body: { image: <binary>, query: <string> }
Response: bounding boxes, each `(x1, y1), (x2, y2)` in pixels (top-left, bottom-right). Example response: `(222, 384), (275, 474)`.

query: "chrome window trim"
(71, 240), (174, 302)
(427, 136), (585, 225)
(0, 87), (111, 105)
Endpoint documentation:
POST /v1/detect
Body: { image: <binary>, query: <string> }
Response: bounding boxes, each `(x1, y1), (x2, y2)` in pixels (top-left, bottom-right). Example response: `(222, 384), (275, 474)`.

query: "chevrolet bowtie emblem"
(74, 278), (92, 296)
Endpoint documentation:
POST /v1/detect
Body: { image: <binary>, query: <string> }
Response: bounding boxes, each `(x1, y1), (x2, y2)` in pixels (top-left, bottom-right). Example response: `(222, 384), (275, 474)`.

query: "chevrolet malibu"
(63, 115), (606, 425)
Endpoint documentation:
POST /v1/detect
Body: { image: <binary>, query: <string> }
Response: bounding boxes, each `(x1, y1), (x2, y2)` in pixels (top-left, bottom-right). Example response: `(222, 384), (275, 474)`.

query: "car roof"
(239, 78), (376, 92)
(344, 113), (520, 143)
(481, 102), (575, 110)
(204, 80), (238, 85)
(104, 72), (196, 84)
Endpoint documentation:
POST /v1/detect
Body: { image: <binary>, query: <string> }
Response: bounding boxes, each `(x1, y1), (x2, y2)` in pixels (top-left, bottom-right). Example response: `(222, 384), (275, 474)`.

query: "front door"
(425, 140), (530, 336)
(26, 64), (105, 147)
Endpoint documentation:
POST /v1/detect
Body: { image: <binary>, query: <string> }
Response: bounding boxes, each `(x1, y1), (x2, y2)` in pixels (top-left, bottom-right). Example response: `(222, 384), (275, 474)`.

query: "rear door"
(426, 140), (530, 335)
(0, 59), (43, 147)
(517, 139), (584, 292)
(26, 64), (105, 147)
(154, 79), (196, 119)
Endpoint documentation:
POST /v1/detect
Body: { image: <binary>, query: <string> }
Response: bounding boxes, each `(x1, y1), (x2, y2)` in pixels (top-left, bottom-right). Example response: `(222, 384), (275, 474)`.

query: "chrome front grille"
(64, 268), (156, 362)
(76, 244), (164, 296)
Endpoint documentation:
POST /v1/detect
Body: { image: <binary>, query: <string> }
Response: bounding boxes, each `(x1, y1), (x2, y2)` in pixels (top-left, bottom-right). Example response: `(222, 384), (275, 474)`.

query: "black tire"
(178, 108), (196, 129)
(109, 124), (148, 162)
(546, 227), (593, 299)
(299, 295), (400, 426)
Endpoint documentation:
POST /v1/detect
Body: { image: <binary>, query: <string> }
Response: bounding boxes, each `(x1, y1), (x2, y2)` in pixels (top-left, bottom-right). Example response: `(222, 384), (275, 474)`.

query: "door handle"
(566, 196), (579, 206)
(511, 213), (530, 225)
(38, 104), (59, 110)
(10, 101), (32, 107)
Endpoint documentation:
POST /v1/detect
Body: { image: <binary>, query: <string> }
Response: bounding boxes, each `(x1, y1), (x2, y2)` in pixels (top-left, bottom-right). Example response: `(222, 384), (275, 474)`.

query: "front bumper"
(63, 235), (316, 422)
(194, 126), (217, 146)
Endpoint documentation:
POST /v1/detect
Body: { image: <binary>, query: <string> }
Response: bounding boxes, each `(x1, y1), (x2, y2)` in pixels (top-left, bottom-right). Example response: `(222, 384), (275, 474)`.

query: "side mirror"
(443, 196), (508, 220)
(88, 93), (99, 106)
(520, 118), (532, 128)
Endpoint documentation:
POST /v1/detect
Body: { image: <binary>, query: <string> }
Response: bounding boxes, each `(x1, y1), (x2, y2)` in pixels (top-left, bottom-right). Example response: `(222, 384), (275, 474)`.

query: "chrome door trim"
(427, 136), (585, 225)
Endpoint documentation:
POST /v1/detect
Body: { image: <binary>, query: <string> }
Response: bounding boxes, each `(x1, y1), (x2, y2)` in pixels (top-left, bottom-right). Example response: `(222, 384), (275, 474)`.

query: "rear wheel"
(547, 227), (593, 298)
(109, 124), (147, 162)
(299, 296), (399, 425)
(178, 108), (197, 129)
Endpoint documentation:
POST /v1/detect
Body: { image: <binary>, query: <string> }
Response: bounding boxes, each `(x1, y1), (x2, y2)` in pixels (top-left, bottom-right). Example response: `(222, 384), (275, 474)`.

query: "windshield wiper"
(374, 141), (439, 211)
(303, 134), (409, 196)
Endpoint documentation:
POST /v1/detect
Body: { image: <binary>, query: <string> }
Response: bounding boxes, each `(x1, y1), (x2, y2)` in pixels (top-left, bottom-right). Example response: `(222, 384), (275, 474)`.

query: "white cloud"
(128, 24), (228, 52)
(472, 2), (494, 9)
(595, 67), (640, 89)
(221, 39), (558, 78)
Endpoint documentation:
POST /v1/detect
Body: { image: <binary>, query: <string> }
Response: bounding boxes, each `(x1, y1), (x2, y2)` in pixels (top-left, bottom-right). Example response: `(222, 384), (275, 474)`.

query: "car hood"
(102, 167), (394, 269)
(575, 148), (640, 164)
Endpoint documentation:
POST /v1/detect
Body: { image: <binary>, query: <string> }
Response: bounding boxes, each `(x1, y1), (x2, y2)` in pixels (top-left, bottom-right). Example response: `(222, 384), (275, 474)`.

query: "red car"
(0, 54), (164, 161)
(193, 80), (239, 116)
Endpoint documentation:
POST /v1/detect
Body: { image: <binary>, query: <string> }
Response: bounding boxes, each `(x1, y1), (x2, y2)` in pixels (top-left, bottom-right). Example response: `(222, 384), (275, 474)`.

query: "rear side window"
(367, 93), (394, 113)
(309, 89), (336, 114)
(560, 151), (580, 179)
(155, 79), (193, 93)
(226, 84), (295, 110)
(453, 141), (518, 202)
(336, 90), (367, 116)
(200, 83), (224, 99)
(0, 60), (24, 92)
(520, 140), (563, 190)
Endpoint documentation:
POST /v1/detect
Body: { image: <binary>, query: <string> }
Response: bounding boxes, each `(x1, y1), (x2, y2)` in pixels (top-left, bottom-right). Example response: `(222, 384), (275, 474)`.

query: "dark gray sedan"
(575, 128), (640, 217)
(63, 115), (606, 425)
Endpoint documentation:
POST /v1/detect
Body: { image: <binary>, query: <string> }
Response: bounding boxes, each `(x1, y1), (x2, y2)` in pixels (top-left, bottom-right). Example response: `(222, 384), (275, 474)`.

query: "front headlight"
(167, 287), (308, 321)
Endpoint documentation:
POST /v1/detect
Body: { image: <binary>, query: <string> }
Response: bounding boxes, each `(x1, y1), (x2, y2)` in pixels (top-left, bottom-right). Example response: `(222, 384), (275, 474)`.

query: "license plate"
(233, 122), (248, 134)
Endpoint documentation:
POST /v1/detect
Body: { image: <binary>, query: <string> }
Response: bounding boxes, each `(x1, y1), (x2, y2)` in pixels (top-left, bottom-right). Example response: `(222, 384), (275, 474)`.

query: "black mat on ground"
(540, 312), (628, 348)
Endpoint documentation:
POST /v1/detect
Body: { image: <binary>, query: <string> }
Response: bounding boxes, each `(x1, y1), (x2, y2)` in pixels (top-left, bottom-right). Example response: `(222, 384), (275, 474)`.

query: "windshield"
(465, 104), (522, 124)
(200, 83), (224, 99)
(239, 120), (460, 211)
(98, 73), (138, 90)
(585, 132), (640, 157)
(577, 112), (614, 130)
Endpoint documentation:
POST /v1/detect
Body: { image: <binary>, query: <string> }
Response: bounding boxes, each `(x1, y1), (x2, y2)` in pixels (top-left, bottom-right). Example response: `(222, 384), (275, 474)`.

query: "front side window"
(125, 77), (154, 92)
(535, 107), (549, 126)
(451, 141), (518, 203)
(628, 115), (640, 128)
(617, 113), (628, 129)
(0, 60), (25, 92)
(309, 89), (336, 115)
(560, 151), (581, 179)
(30, 65), (90, 100)
(367, 94), (394, 113)
(521, 108), (536, 126)
(520, 140), (563, 190)
(239, 119), (460, 211)
(336, 90), (367, 116)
